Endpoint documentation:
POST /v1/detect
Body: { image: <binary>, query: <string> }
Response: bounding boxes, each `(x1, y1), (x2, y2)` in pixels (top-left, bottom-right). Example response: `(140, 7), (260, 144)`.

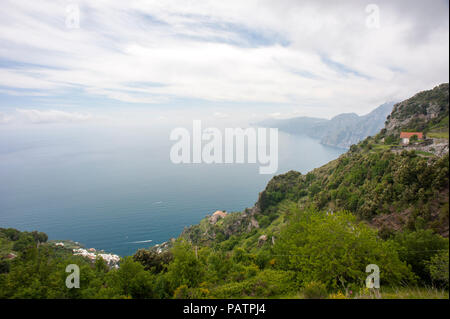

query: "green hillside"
(1, 84), (449, 299)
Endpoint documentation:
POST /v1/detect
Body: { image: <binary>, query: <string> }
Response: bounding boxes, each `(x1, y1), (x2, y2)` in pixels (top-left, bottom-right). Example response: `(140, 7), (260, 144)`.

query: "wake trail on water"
(129, 239), (153, 244)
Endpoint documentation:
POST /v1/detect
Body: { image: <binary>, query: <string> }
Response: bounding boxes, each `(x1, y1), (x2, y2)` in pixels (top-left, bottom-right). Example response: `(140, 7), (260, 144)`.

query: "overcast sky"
(0, 0), (448, 125)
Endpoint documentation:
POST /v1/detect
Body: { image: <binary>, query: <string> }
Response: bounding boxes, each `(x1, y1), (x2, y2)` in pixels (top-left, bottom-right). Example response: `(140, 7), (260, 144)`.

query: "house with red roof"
(400, 132), (423, 145)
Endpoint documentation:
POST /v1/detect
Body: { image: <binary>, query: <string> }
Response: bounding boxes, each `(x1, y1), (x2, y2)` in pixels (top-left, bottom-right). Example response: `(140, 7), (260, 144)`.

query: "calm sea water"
(0, 123), (344, 256)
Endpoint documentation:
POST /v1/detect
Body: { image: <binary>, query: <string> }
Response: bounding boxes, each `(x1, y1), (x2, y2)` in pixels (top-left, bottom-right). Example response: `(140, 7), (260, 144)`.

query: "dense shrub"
(394, 230), (449, 284)
(166, 240), (205, 290)
(211, 270), (297, 298)
(133, 249), (173, 273)
(274, 208), (416, 289)
(427, 250), (449, 288)
(302, 281), (328, 299)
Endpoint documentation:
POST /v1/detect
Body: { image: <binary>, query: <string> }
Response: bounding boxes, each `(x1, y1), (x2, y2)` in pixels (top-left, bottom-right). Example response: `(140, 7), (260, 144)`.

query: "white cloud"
(0, 112), (13, 124)
(213, 112), (229, 119)
(15, 109), (93, 124)
(0, 0), (448, 117)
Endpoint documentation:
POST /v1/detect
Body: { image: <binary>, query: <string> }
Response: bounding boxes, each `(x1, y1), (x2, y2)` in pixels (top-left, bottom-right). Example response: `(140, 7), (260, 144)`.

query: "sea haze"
(0, 123), (345, 256)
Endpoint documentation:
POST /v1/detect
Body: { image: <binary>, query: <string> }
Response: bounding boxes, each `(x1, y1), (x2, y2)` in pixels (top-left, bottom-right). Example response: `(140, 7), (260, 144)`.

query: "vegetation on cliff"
(0, 84), (448, 299)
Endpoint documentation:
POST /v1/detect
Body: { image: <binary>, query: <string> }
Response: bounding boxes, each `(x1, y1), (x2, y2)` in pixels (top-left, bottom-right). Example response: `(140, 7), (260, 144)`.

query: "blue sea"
(0, 123), (344, 256)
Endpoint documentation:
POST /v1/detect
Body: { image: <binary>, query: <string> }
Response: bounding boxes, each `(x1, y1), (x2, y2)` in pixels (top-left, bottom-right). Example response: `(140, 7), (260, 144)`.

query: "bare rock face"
(247, 217), (260, 231)
(383, 83), (449, 157)
(246, 205), (261, 216)
(209, 210), (227, 224)
(5, 253), (17, 260)
(257, 102), (394, 149)
(415, 138), (449, 157)
(427, 139), (450, 157)
(385, 83), (449, 135)
(258, 235), (268, 246)
(391, 138), (448, 157)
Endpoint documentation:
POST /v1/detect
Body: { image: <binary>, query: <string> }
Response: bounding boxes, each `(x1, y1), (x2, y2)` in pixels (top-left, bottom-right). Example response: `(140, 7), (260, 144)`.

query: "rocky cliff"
(385, 83), (449, 134)
(258, 102), (395, 149)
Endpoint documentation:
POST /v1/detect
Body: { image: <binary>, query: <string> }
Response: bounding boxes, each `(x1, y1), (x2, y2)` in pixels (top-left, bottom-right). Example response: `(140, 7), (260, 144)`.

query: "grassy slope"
(427, 115), (449, 139)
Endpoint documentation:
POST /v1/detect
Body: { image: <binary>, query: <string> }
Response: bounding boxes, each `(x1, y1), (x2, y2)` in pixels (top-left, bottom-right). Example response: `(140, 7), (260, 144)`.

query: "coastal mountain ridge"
(257, 102), (395, 149)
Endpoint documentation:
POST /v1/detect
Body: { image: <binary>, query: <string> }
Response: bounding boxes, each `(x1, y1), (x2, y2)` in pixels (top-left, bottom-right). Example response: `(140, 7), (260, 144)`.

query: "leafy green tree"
(427, 250), (449, 288)
(0, 228), (21, 241)
(31, 231), (48, 243)
(133, 249), (173, 273)
(12, 234), (35, 252)
(274, 208), (415, 289)
(106, 256), (155, 298)
(394, 230), (449, 283)
(166, 240), (205, 290)
(205, 250), (232, 283)
(0, 260), (10, 274)
(153, 273), (172, 298)
(94, 256), (109, 273)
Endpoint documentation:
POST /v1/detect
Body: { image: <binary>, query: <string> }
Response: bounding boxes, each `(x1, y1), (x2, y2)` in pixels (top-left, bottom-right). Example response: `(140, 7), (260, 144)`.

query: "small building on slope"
(400, 132), (423, 145)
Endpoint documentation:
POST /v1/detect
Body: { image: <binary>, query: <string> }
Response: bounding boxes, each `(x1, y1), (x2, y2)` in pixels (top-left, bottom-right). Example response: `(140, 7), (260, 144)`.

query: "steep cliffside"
(258, 102), (394, 149)
(385, 83), (449, 135)
(181, 84), (449, 247)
